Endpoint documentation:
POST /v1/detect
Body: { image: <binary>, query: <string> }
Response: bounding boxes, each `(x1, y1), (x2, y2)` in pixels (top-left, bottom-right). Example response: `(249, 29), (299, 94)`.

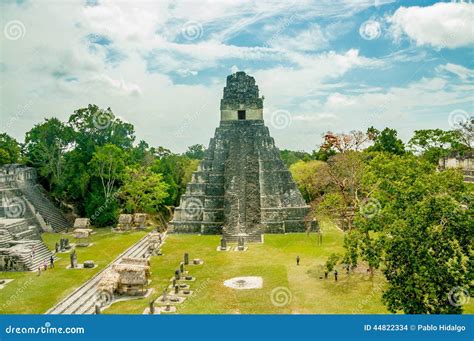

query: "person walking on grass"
(296, 255), (300, 266)
(50, 255), (54, 268)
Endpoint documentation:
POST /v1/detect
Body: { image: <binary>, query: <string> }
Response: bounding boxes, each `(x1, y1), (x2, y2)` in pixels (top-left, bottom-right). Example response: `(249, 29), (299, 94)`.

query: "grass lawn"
(0, 227), (149, 314)
(1, 222), (471, 314)
(105, 222), (392, 314)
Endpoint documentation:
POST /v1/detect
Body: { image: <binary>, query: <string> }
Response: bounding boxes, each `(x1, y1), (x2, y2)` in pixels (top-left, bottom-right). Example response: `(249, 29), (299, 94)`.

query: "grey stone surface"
(84, 260), (95, 268)
(170, 72), (312, 241)
(0, 164), (72, 232)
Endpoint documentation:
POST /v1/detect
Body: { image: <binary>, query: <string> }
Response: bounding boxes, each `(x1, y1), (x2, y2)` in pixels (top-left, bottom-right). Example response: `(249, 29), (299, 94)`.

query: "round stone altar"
(223, 276), (263, 290)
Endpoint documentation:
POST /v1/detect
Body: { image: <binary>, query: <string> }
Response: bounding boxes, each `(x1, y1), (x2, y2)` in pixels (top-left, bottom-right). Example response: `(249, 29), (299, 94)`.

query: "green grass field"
(0, 228), (148, 314)
(1, 222), (472, 314)
(105, 222), (391, 314)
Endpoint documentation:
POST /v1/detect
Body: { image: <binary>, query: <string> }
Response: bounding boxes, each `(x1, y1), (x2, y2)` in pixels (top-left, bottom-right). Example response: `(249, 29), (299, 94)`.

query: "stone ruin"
(133, 213), (147, 229)
(0, 164), (71, 271)
(147, 232), (163, 256)
(72, 228), (93, 247)
(98, 257), (151, 297)
(115, 214), (133, 231)
(439, 151), (474, 183)
(0, 164), (72, 233)
(170, 72), (317, 243)
(0, 219), (54, 271)
(115, 213), (148, 231)
(73, 218), (90, 229)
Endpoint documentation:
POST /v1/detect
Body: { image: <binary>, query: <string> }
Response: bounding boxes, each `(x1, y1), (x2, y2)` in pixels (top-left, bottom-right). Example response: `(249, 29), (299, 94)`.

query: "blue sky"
(1, 0), (473, 152)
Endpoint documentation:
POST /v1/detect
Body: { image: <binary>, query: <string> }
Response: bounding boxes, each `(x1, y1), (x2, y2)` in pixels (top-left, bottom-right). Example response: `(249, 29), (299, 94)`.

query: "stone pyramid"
(170, 72), (313, 242)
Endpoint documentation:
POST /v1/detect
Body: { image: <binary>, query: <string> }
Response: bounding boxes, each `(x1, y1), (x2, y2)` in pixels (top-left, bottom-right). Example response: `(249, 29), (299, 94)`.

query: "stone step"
(21, 185), (71, 232)
(223, 234), (263, 243)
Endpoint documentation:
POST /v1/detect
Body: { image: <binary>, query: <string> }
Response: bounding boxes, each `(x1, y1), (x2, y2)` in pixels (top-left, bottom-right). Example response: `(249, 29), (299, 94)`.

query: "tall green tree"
(367, 127), (405, 155)
(89, 144), (126, 199)
(119, 166), (169, 214)
(24, 118), (73, 194)
(408, 128), (468, 163)
(152, 154), (198, 206)
(350, 153), (472, 313)
(317, 151), (366, 230)
(289, 160), (329, 202)
(0, 133), (21, 166)
(184, 144), (206, 160)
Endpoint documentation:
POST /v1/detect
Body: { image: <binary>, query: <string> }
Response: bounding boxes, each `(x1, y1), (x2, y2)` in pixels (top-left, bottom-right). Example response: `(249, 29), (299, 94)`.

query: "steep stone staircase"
(21, 185), (72, 232)
(0, 220), (54, 271)
(12, 240), (54, 271)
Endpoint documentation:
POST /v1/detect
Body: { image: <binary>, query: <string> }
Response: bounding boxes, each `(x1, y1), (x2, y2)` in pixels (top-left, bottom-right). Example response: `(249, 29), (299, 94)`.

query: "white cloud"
(0, 0), (469, 154)
(388, 2), (474, 49)
(269, 23), (329, 52)
(437, 63), (474, 80)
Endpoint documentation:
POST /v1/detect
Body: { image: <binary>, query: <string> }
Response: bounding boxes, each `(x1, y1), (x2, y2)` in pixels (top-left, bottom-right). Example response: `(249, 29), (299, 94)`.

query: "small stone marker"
(95, 304), (101, 314)
(220, 238), (227, 250)
(149, 300), (155, 314)
(174, 285), (179, 294)
(84, 260), (95, 268)
(162, 288), (168, 302)
(70, 250), (77, 268)
(74, 218), (91, 229)
(238, 237), (245, 251)
(175, 269), (180, 280)
(179, 262), (184, 274)
(184, 253), (189, 265)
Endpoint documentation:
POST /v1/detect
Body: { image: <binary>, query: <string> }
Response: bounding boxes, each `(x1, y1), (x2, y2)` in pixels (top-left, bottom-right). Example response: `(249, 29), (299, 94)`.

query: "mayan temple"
(170, 72), (314, 242)
(0, 164), (72, 271)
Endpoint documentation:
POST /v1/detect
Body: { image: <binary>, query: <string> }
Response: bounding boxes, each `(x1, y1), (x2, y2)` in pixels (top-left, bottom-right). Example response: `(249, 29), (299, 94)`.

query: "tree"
(325, 253), (341, 272)
(152, 154), (198, 206)
(317, 151), (366, 230)
(455, 117), (473, 149)
(68, 104), (135, 155)
(289, 160), (329, 202)
(350, 153), (472, 313)
(89, 144), (126, 199)
(184, 144), (206, 160)
(0, 133), (21, 165)
(280, 149), (312, 167)
(119, 166), (169, 214)
(24, 118), (73, 193)
(321, 130), (370, 153)
(129, 140), (155, 167)
(408, 128), (469, 163)
(367, 127), (405, 155)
